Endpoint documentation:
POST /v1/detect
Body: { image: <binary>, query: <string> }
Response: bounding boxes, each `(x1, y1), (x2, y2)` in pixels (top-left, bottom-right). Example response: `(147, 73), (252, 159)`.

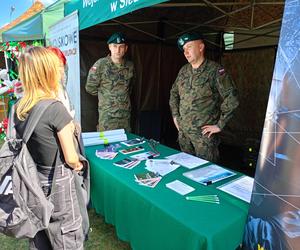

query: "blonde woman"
(14, 46), (85, 250)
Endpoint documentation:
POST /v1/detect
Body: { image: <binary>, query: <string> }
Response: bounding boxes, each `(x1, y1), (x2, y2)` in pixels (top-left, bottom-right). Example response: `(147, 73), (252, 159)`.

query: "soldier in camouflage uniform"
(169, 32), (239, 162)
(86, 32), (135, 132)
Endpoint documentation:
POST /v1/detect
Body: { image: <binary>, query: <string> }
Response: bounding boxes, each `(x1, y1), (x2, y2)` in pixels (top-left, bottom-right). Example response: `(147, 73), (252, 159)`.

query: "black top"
(14, 101), (72, 166)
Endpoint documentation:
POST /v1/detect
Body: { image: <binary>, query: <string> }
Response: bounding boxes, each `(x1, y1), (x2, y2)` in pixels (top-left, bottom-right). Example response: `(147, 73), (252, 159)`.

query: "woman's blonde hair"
(17, 46), (61, 120)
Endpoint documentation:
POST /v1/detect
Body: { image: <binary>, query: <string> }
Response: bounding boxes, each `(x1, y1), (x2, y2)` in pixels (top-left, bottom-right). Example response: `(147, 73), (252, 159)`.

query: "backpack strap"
(22, 99), (58, 143)
(7, 99), (19, 139)
(22, 99), (64, 196)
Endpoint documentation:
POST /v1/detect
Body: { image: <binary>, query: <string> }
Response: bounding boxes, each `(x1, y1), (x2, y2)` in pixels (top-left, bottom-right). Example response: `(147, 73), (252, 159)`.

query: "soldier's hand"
(173, 117), (180, 131)
(201, 125), (221, 138)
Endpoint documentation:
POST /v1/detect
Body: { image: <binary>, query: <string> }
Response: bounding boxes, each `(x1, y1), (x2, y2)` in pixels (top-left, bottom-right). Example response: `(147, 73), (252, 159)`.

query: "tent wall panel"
(79, 38), (106, 132)
(221, 47), (276, 146)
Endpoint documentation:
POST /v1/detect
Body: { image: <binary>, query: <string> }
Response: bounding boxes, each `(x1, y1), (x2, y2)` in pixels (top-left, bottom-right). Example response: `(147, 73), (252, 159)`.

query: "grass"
(0, 209), (131, 250)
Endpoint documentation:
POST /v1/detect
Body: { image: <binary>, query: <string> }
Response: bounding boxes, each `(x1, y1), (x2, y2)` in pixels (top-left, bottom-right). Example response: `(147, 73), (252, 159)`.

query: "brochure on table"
(183, 164), (236, 185)
(120, 146), (144, 154)
(145, 159), (180, 176)
(166, 152), (208, 169)
(217, 176), (254, 203)
(114, 158), (140, 169)
(166, 180), (195, 195)
(121, 138), (145, 147)
(95, 144), (121, 160)
(134, 171), (161, 188)
(131, 151), (160, 161)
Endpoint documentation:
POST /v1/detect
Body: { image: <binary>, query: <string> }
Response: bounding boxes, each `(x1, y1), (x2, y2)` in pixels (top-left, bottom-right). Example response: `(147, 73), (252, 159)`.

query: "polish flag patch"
(218, 68), (225, 75)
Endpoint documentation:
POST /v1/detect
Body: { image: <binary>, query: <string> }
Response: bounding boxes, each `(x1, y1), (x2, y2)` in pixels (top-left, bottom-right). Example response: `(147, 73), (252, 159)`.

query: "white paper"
(145, 159), (180, 176)
(130, 151), (159, 161)
(218, 176), (254, 203)
(166, 180), (195, 195)
(82, 129), (125, 139)
(166, 152), (208, 169)
(83, 134), (127, 146)
(183, 164), (236, 185)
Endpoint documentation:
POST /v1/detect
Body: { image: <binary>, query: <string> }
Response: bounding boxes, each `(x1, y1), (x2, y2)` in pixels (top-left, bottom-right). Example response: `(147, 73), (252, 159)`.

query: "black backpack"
(0, 100), (56, 238)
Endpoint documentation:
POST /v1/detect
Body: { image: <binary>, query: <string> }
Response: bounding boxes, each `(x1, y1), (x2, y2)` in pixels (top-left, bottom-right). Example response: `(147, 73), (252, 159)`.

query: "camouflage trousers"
(98, 111), (131, 132)
(178, 130), (220, 163)
(29, 165), (84, 250)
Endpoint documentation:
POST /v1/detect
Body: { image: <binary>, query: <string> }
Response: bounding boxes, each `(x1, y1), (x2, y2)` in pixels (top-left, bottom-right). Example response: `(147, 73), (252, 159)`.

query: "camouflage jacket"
(85, 56), (135, 118)
(169, 59), (239, 132)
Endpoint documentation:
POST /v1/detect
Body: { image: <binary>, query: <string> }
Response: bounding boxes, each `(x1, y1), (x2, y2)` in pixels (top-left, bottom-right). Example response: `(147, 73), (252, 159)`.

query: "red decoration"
(3, 118), (8, 130)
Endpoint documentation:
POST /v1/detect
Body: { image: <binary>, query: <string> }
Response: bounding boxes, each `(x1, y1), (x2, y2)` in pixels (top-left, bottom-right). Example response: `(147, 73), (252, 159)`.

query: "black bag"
(0, 100), (56, 238)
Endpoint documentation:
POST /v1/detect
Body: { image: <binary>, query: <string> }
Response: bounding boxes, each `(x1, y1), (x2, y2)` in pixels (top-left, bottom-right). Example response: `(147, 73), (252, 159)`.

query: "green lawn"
(0, 209), (131, 250)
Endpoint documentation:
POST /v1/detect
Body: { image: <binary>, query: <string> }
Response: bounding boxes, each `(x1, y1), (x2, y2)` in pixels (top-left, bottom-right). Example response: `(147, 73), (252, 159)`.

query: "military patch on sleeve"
(218, 68), (225, 75)
(91, 66), (97, 72)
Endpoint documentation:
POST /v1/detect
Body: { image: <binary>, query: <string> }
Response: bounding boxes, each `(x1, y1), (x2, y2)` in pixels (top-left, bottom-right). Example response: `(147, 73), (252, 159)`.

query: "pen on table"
(186, 195), (220, 204)
(187, 198), (220, 202)
(186, 197), (219, 201)
(194, 200), (220, 204)
(188, 194), (218, 197)
(186, 199), (220, 204)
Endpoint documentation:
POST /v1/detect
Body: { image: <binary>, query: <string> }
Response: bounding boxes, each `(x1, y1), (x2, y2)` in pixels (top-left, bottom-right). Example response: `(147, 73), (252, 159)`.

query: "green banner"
(65, 0), (168, 30)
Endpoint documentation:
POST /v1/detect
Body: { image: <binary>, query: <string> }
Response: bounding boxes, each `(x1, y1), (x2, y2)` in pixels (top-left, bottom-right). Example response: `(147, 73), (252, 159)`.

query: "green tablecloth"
(85, 134), (249, 250)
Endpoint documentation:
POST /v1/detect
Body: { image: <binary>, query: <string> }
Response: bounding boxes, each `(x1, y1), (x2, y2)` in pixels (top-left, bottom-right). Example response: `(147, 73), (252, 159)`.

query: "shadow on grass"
(0, 209), (131, 250)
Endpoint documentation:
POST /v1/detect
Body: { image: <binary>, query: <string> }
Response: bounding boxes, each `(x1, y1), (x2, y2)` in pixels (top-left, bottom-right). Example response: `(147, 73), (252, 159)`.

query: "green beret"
(107, 32), (126, 44)
(177, 32), (203, 51)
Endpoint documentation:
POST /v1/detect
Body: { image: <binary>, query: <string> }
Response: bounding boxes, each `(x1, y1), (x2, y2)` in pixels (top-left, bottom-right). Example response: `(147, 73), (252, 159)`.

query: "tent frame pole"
(112, 19), (165, 41)
(165, 4), (251, 40)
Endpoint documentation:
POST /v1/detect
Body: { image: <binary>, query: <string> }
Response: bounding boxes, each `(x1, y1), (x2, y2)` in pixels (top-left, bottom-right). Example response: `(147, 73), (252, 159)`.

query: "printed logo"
(178, 38), (184, 46)
(83, 0), (99, 8)
(258, 244), (265, 250)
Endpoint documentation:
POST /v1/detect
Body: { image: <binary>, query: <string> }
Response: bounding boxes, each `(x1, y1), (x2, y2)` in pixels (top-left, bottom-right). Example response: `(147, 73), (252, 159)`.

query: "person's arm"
(57, 122), (83, 172)
(215, 68), (239, 130)
(173, 117), (180, 131)
(85, 60), (101, 96)
(201, 68), (238, 138)
(169, 70), (182, 131)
